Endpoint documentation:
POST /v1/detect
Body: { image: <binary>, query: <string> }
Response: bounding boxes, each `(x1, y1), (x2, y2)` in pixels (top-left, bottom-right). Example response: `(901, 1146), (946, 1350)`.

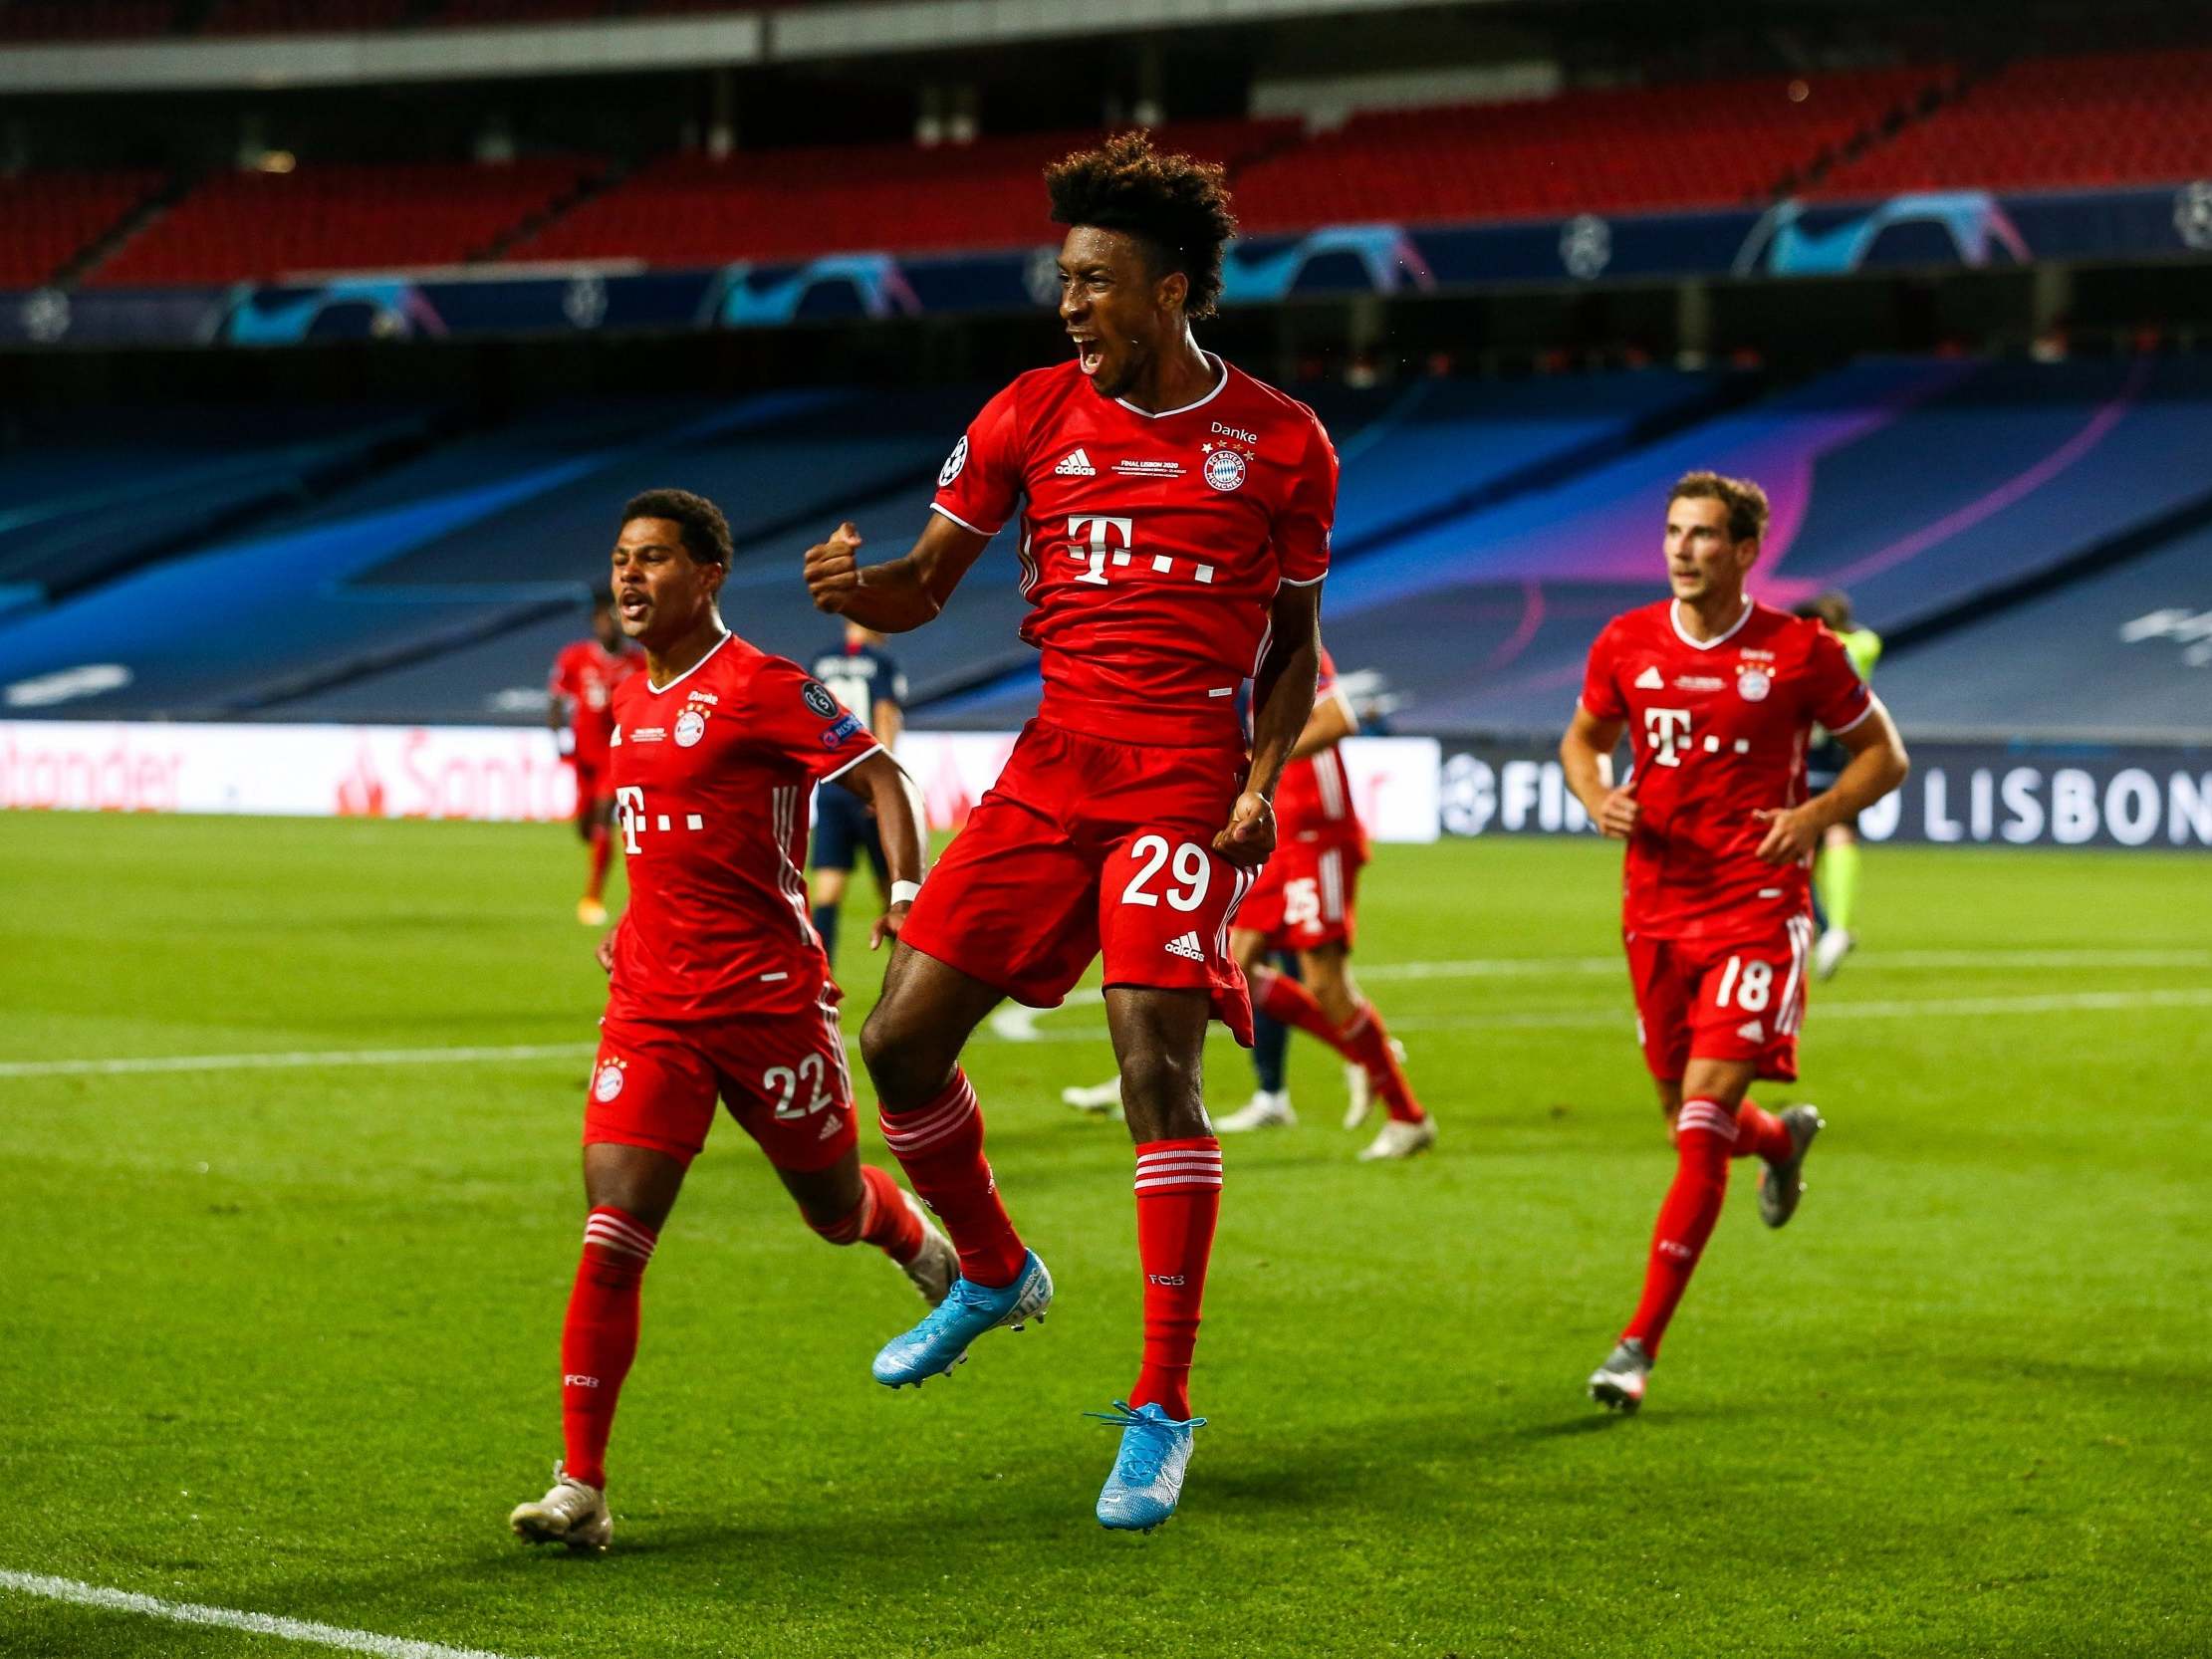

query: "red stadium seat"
(1814, 50), (2212, 197)
(87, 158), (598, 287)
(0, 169), (163, 289)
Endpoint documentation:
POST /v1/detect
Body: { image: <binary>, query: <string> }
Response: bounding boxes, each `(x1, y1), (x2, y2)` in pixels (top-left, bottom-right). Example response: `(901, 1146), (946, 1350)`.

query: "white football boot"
(1814, 928), (1854, 981)
(1343, 1038), (1408, 1129)
(509, 1463), (612, 1554)
(1060, 1077), (1122, 1115)
(897, 1188), (960, 1305)
(1215, 1089), (1297, 1133)
(1356, 1115), (1437, 1162)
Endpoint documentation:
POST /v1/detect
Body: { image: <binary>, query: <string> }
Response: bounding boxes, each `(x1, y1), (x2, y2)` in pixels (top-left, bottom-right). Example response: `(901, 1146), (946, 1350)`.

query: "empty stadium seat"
(1233, 69), (1939, 229)
(89, 158), (597, 287)
(512, 120), (1300, 267)
(1816, 50), (2212, 196)
(0, 170), (161, 289)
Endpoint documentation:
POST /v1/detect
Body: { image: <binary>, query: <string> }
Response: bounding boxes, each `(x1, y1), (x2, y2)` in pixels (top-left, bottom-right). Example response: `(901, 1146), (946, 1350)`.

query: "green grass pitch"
(2, 813), (2207, 1658)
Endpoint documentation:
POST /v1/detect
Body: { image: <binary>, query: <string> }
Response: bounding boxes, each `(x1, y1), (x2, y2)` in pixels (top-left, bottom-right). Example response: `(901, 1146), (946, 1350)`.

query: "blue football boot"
(870, 1249), (1053, 1386)
(1091, 1400), (1206, 1532)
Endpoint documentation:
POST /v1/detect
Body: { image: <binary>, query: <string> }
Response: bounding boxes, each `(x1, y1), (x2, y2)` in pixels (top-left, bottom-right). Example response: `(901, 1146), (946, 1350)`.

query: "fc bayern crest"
(1203, 448), (1248, 492)
(674, 708), (707, 747)
(1737, 667), (1772, 702)
(593, 1061), (626, 1102)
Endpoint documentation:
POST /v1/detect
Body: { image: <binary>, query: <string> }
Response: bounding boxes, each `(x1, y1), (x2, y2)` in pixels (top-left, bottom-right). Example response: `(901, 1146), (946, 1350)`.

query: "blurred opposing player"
(549, 592), (642, 926)
(1561, 472), (1907, 1414)
(809, 621), (909, 963)
(1216, 645), (1434, 1161)
(802, 132), (1334, 1530)
(1793, 592), (1884, 979)
(511, 491), (951, 1554)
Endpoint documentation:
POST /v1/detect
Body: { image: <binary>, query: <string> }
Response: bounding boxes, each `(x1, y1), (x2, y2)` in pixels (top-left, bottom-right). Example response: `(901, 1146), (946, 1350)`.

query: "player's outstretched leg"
(1095, 987), (1219, 1530)
(1591, 1096), (1736, 1412)
(512, 1202), (656, 1551)
(797, 1160), (959, 1305)
(860, 946), (1050, 1387)
(1252, 952), (1433, 1159)
(1218, 946), (1297, 1131)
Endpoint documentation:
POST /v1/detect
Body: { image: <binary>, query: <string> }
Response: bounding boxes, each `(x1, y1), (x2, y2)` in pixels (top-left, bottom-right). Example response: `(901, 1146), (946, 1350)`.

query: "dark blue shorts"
(812, 781), (887, 876)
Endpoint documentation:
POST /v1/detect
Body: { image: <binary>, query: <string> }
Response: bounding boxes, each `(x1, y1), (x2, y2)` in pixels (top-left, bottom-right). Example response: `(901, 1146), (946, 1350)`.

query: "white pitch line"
(9, 952), (2211, 1074)
(990, 985), (2212, 1045)
(0, 1042), (594, 1080)
(0, 1569), (528, 1659)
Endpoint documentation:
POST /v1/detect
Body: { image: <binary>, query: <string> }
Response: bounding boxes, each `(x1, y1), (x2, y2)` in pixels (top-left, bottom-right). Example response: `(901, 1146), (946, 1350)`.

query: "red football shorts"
(584, 993), (858, 1171)
(1624, 915), (1814, 1083)
(1239, 832), (1363, 953)
(898, 718), (1259, 1045)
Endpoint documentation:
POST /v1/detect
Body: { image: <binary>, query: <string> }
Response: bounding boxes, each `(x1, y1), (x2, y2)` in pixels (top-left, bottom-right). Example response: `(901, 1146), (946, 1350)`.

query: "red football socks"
(1338, 1005), (1425, 1123)
(1732, 1100), (1795, 1162)
(878, 1069), (1026, 1288)
(1621, 1099), (1735, 1358)
(1251, 968), (1426, 1123)
(585, 825), (614, 902)
(560, 1206), (657, 1492)
(1129, 1137), (1223, 1421)
(808, 1163), (924, 1265)
(1252, 965), (1341, 1045)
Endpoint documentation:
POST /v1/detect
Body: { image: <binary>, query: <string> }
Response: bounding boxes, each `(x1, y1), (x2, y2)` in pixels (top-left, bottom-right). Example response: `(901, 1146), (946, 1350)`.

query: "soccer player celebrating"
(802, 132), (1334, 1530)
(808, 621), (910, 963)
(511, 491), (954, 1554)
(1560, 472), (1907, 1414)
(1216, 644), (1434, 1161)
(549, 591), (642, 925)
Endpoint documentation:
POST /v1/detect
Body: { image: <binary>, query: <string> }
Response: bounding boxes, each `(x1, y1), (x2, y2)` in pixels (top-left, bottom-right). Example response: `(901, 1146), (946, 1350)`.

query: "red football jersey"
(551, 639), (642, 765)
(932, 354), (1338, 750)
(1580, 598), (1872, 941)
(605, 633), (879, 1023)
(1273, 646), (1365, 852)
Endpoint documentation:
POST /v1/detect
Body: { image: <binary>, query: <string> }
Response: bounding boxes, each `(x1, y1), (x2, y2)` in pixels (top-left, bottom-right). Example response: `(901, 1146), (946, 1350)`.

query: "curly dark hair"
(621, 488), (732, 566)
(1045, 129), (1239, 319)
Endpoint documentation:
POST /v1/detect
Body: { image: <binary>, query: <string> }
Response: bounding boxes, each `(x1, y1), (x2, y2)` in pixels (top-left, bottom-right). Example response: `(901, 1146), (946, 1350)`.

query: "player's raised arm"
(1218, 581), (1323, 867)
(1753, 695), (1908, 862)
(836, 750), (928, 950)
(804, 512), (993, 633)
(1562, 702), (1638, 838)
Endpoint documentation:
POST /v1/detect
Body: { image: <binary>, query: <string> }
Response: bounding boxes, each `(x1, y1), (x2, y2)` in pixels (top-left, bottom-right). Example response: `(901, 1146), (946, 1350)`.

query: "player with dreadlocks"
(803, 130), (1338, 1529)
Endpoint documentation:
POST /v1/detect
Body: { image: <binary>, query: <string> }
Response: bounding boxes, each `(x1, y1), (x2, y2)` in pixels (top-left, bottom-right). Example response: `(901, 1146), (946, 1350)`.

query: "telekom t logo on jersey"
(1643, 707), (1694, 767)
(1063, 515), (1217, 588)
(614, 786), (705, 854)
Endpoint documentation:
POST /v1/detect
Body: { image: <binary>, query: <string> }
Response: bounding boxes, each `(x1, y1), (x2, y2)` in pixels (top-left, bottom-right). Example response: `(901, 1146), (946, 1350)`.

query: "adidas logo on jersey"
(1055, 447), (1097, 477)
(1635, 666), (1665, 690)
(1736, 1019), (1765, 1043)
(1164, 932), (1206, 963)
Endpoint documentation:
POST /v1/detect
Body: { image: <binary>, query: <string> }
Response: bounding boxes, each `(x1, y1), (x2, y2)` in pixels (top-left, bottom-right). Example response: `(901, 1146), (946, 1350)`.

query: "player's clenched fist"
(1212, 791), (1277, 867)
(804, 522), (864, 613)
(1596, 774), (1640, 839)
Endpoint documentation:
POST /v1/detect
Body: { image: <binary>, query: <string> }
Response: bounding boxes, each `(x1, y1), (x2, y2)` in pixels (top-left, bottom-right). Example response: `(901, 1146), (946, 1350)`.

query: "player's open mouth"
(617, 592), (649, 620)
(1072, 335), (1105, 376)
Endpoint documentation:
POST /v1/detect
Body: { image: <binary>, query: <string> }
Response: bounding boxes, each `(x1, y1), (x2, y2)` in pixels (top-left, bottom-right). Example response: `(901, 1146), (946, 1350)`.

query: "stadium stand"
(88, 158), (600, 286)
(1231, 69), (1942, 228)
(0, 0), (177, 41)
(1878, 518), (2212, 740)
(0, 170), (164, 290)
(510, 120), (1299, 266)
(0, 403), (438, 605)
(1815, 49), (2212, 197)
(197, 0), (411, 34)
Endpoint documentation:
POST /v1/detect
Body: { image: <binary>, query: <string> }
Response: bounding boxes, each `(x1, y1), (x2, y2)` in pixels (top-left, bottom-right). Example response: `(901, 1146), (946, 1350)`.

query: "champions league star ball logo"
(1200, 442), (1250, 492)
(593, 1060), (627, 1102)
(674, 708), (707, 748)
(1737, 667), (1773, 702)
